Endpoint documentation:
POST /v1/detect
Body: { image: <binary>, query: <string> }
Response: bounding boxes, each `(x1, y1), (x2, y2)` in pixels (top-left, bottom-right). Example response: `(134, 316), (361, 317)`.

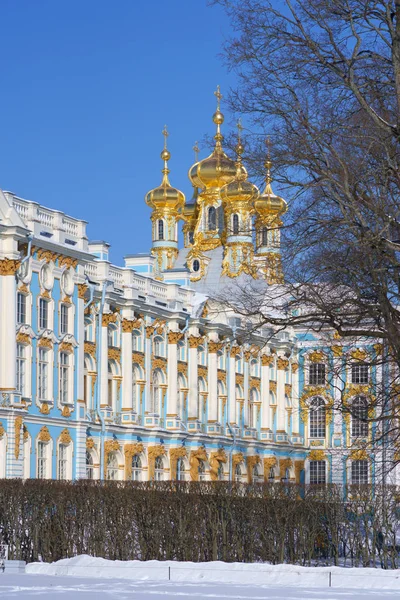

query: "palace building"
(0, 89), (382, 486)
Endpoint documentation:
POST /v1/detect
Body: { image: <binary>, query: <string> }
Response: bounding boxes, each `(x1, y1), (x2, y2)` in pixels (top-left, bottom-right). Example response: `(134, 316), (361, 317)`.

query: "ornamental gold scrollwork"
(217, 370), (227, 384)
(249, 377), (260, 390)
(108, 348), (121, 362)
(77, 284), (88, 299)
(235, 374), (244, 387)
(263, 456), (277, 481)
(189, 447), (208, 481)
(210, 448), (227, 481)
(61, 406), (72, 417)
(299, 386), (333, 425)
(104, 439), (120, 477)
(37, 249), (59, 263)
(198, 366), (208, 378)
(169, 446), (187, 480)
(350, 348), (368, 362)
(86, 437), (95, 450)
(285, 383), (292, 396)
(308, 449), (326, 461)
(230, 346), (242, 358)
(349, 449), (369, 461)
(246, 455), (261, 483)
(124, 442), (144, 479)
(168, 331), (184, 344)
(308, 351), (326, 363)
(132, 352), (145, 367)
(84, 341), (96, 358)
(16, 332), (31, 345)
(279, 458), (293, 479)
(59, 342), (74, 353)
(277, 358), (289, 370)
(373, 343), (383, 356)
(38, 426), (51, 442)
(269, 381), (277, 393)
(208, 341), (223, 354)
(331, 345), (343, 357)
(148, 444), (166, 480)
(38, 338), (53, 349)
(153, 357), (167, 371)
(121, 319), (135, 333)
(102, 313), (117, 327)
(14, 416), (23, 459)
(59, 428), (72, 444)
(294, 460), (305, 483)
(244, 351), (252, 362)
(291, 362), (299, 373)
(261, 354), (274, 366)
(0, 423), (5, 439)
(23, 424), (29, 441)
(0, 259), (21, 275)
(40, 403), (51, 415)
(146, 325), (155, 338)
(59, 256), (78, 269)
(232, 452), (244, 472)
(188, 335), (204, 349)
(177, 362), (188, 374)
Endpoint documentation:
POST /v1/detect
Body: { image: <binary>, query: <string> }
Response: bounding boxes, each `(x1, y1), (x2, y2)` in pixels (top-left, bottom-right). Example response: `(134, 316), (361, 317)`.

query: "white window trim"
(36, 438), (53, 480)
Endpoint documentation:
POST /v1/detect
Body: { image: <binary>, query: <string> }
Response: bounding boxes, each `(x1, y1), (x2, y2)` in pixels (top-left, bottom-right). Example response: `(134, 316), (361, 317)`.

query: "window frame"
(38, 348), (49, 401)
(309, 397), (326, 439)
(309, 460), (326, 484)
(309, 363), (326, 386)
(17, 292), (26, 325)
(39, 298), (49, 330)
(60, 303), (69, 335)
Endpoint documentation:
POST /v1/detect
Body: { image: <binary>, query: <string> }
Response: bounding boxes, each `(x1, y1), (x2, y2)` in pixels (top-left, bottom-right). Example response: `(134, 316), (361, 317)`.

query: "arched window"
(253, 463), (263, 483)
(86, 451), (94, 479)
(154, 456), (164, 481)
(132, 331), (141, 351)
(192, 259), (200, 273)
(132, 455), (142, 481)
(352, 396), (368, 437)
(208, 206), (217, 230)
(309, 397), (326, 438)
(106, 453), (118, 480)
(198, 460), (206, 481)
(261, 227), (268, 246)
(177, 457), (186, 481)
(198, 345), (206, 366)
(234, 463), (242, 482)
(250, 358), (258, 377)
(268, 467), (275, 482)
(158, 219), (164, 240)
(232, 213), (239, 234)
(151, 370), (162, 414)
(153, 336), (163, 357)
(107, 326), (114, 348)
(84, 317), (92, 342)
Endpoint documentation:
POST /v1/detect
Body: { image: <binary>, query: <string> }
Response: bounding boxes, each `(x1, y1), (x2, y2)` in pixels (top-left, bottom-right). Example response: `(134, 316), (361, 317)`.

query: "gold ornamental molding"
(279, 458), (293, 479)
(308, 449), (326, 461)
(348, 449), (369, 461)
(269, 381), (277, 393)
(23, 424), (29, 441)
(374, 343), (383, 356)
(263, 456), (277, 481)
(291, 362), (299, 373)
(261, 354), (274, 366)
(177, 361), (188, 375)
(299, 386), (333, 424)
(250, 377), (260, 390)
(208, 341), (224, 354)
(244, 351), (252, 362)
(39, 404), (51, 415)
(104, 439), (121, 477)
(38, 338), (53, 349)
(148, 444), (166, 480)
(188, 335), (204, 349)
(168, 331), (184, 344)
(16, 332), (31, 345)
(0, 258), (21, 275)
(235, 374), (244, 387)
(294, 460), (305, 483)
(14, 416), (23, 460)
(308, 351), (326, 363)
(132, 352), (145, 367)
(232, 452), (244, 471)
(210, 448), (227, 481)
(146, 325), (155, 338)
(84, 341), (96, 358)
(246, 455), (261, 484)
(61, 405), (72, 418)
(77, 284), (88, 299)
(59, 256), (78, 270)
(108, 347), (121, 362)
(331, 345), (343, 357)
(217, 369), (227, 384)
(59, 428), (72, 444)
(169, 446), (187, 480)
(153, 357), (167, 372)
(86, 437), (95, 450)
(124, 442), (144, 479)
(38, 426), (51, 442)
(285, 383), (292, 396)
(0, 422), (5, 439)
(102, 313), (118, 327)
(59, 342), (74, 353)
(37, 249), (59, 263)
(189, 447), (208, 481)
(277, 358), (289, 370)
(350, 348), (368, 362)
(198, 366), (208, 379)
(230, 345), (242, 358)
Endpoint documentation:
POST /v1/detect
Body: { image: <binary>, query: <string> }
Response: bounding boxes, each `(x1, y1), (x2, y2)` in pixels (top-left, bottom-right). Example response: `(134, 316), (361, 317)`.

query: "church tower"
(145, 127), (185, 278)
(220, 122), (260, 278)
(254, 141), (287, 283)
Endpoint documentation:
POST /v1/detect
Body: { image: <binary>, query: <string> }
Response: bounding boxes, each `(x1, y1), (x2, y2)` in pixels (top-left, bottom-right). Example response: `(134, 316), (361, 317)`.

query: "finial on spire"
(162, 125), (169, 149)
(193, 141), (200, 162)
(265, 136), (272, 185)
(214, 85), (222, 111)
(160, 125), (171, 177)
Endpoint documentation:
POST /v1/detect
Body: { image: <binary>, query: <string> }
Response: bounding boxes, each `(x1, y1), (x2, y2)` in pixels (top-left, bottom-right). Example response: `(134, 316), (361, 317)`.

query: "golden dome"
(145, 126), (185, 211)
(220, 130), (259, 204)
(254, 148), (287, 216)
(188, 87), (237, 191)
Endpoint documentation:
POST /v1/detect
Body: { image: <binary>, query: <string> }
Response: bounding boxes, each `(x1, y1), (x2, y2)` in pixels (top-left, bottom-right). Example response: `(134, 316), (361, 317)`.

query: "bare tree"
(208, 0), (400, 459)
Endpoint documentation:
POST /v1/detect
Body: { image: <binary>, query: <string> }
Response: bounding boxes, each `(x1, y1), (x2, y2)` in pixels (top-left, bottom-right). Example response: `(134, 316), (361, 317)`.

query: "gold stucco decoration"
(291, 362), (299, 373)
(86, 437), (95, 450)
(124, 442), (144, 479)
(208, 341), (224, 354)
(299, 386), (333, 425)
(230, 346), (242, 358)
(308, 450), (326, 461)
(190, 447), (208, 481)
(168, 331), (184, 344)
(308, 351), (326, 363)
(269, 381), (277, 393)
(210, 448), (227, 481)
(59, 428), (72, 444)
(153, 357), (167, 372)
(0, 259), (21, 275)
(59, 256), (78, 269)
(349, 449), (369, 461)
(16, 332), (31, 345)
(294, 460), (305, 483)
(285, 383), (292, 396)
(37, 249), (59, 263)
(218, 370), (227, 384)
(108, 347), (121, 362)
(102, 313), (117, 327)
(148, 444), (166, 480)
(235, 374), (244, 386)
(104, 439), (120, 477)
(279, 458), (293, 479)
(132, 352), (145, 367)
(14, 416), (23, 459)
(277, 358), (289, 370)
(261, 354), (274, 366)
(40, 403), (51, 415)
(249, 377), (261, 390)
(331, 345), (343, 357)
(38, 426), (51, 442)
(38, 338), (53, 349)
(350, 348), (368, 362)
(59, 342), (74, 353)
(77, 284), (88, 299)
(177, 361), (188, 374)
(263, 456), (277, 481)
(198, 366), (208, 378)
(373, 343), (383, 356)
(0, 422), (5, 439)
(232, 452), (244, 472)
(84, 341), (96, 358)
(188, 335), (204, 349)
(246, 455), (261, 483)
(169, 446), (187, 480)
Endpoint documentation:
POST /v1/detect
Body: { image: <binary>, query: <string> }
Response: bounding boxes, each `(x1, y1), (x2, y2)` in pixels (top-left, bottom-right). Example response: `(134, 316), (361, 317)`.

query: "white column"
(121, 320), (133, 410)
(291, 362), (300, 435)
(276, 356), (287, 432)
(208, 342), (219, 422)
(188, 335), (199, 419)
(243, 352), (250, 426)
(261, 355), (271, 430)
(144, 322), (152, 413)
(76, 278), (86, 404)
(228, 351), (237, 424)
(167, 330), (179, 416)
(0, 269), (17, 391)
(100, 318), (109, 407)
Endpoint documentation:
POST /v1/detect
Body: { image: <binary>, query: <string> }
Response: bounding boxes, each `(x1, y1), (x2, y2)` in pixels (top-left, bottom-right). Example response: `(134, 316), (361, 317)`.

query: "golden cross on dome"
(193, 141), (200, 162)
(265, 136), (272, 184)
(162, 125), (169, 149)
(237, 118), (243, 142)
(214, 85), (222, 111)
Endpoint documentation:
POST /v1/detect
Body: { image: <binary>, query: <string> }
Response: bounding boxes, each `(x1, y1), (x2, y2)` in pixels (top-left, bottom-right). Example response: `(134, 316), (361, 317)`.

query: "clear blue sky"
(0, 0), (239, 264)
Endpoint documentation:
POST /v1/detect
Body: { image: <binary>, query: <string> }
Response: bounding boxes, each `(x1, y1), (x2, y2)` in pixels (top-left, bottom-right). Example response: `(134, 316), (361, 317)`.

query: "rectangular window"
(310, 460), (326, 484)
(17, 293), (26, 325)
(37, 441), (46, 479)
(38, 348), (48, 400)
(16, 344), (25, 396)
(39, 298), (48, 330)
(60, 304), (68, 335)
(59, 352), (69, 403)
(351, 364), (369, 384)
(309, 363), (326, 386)
(58, 444), (67, 480)
(351, 460), (368, 484)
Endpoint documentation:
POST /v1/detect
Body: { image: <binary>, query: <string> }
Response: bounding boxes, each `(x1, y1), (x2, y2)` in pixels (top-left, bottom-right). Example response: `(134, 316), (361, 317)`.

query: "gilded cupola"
(220, 123), (259, 205)
(254, 141), (287, 219)
(188, 87), (237, 192)
(145, 126), (185, 212)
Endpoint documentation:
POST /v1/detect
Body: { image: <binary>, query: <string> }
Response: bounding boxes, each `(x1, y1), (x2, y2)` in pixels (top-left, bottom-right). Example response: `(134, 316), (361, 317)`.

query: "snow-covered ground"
(1, 573), (400, 599)
(0, 556), (399, 599)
